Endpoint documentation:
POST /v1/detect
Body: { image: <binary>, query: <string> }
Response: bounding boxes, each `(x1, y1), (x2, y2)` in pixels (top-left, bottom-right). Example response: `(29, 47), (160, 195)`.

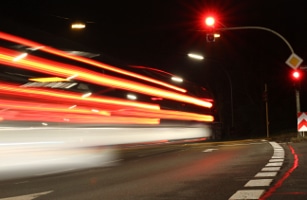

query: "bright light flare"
(214, 33), (220, 38)
(171, 76), (183, 83)
(82, 92), (92, 98)
(127, 94), (137, 100)
(71, 23), (86, 29)
(188, 53), (204, 60)
(292, 71), (300, 79)
(205, 16), (215, 27)
(13, 52), (28, 62)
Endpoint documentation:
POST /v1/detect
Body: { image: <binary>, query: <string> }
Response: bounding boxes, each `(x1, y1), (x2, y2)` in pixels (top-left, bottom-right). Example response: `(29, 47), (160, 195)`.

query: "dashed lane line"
(229, 142), (284, 200)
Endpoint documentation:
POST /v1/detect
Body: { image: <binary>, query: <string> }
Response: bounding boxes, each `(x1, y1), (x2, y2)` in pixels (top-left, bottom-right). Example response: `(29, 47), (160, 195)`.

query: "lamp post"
(188, 53), (234, 129)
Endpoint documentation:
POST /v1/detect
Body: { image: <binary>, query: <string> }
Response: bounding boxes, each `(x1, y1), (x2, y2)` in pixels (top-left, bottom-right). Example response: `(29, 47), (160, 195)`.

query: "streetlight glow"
(71, 23), (86, 29)
(188, 53), (204, 60)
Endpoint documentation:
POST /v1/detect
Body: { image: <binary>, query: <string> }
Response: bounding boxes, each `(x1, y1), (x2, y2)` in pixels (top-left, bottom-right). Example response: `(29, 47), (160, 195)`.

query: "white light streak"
(188, 53), (204, 60)
(13, 53), (28, 62)
(127, 94), (137, 100)
(82, 92), (92, 98)
(171, 76), (183, 83)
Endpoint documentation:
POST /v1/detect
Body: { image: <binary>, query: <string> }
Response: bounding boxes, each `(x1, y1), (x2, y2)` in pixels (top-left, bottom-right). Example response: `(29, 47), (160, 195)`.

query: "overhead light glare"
(188, 53), (204, 60)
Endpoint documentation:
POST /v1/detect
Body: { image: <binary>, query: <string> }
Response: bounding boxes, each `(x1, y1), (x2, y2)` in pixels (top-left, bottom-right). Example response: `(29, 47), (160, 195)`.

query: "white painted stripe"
(0, 191), (53, 200)
(255, 172), (277, 177)
(261, 167), (281, 171)
(269, 158), (284, 162)
(274, 150), (284, 153)
(229, 189), (265, 200)
(203, 148), (218, 152)
(244, 179), (273, 187)
(272, 155), (284, 159)
(14, 181), (29, 184)
(266, 162), (283, 167)
(273, 152), (285, 156)
(229, 141), (285, 200)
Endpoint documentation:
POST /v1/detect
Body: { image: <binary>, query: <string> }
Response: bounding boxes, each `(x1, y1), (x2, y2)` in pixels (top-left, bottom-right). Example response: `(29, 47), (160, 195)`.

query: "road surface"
(0, 139), (296, 200)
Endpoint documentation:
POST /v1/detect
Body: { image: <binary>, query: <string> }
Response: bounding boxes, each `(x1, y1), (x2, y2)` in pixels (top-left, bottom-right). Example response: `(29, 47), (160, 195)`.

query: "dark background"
(0, 0), (306, 138)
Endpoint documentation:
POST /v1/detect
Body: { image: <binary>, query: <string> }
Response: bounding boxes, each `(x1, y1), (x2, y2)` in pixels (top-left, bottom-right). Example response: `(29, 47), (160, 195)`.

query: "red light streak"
(1, 110), (160, 125)
(111, 109), (214, 122)
(0, 82), (160, 111)
(0, 99), (110, 116)
(0, 81), (213, 123)
(0, 48), (213, 108)
(0, 31), (187, 93)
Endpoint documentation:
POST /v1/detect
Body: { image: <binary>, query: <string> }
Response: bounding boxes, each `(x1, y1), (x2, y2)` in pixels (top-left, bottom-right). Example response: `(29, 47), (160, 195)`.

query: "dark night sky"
(1, 0), (307, 136)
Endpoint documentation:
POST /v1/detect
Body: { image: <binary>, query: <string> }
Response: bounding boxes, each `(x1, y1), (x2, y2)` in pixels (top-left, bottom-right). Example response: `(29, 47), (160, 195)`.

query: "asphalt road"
(0, 139), (303, 200)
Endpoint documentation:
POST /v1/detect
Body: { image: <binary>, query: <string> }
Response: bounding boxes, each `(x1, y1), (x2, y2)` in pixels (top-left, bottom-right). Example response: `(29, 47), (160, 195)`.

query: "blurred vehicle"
(0, 20), (215, 180)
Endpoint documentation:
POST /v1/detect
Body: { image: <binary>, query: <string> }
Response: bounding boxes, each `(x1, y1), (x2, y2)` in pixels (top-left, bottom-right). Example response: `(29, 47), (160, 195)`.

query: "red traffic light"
(205, 16), (215, 27)
(291, 70), (302, 81)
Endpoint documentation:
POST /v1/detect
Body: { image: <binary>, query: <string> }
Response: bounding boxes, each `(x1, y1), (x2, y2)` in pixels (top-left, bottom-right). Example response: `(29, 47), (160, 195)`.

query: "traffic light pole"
(218, 26), (295, 54)
(217, 25), (304, 136)
(295, 89), (301, 113)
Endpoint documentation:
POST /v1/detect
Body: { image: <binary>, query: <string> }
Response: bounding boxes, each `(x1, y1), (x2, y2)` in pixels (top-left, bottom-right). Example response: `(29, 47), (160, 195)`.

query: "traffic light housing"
(206, 33), (215, 42)
(204, 16), (218, 42)
(291, 69), (303, 89)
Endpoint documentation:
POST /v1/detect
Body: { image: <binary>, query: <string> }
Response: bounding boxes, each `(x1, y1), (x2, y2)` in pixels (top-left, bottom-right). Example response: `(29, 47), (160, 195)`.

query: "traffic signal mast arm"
(217, 26), (295, 54)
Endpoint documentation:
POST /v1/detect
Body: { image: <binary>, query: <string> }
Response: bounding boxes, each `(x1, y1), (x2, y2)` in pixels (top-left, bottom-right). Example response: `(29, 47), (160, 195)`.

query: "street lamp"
(188, 53), (234, 129)
(71, 21), (86, 29)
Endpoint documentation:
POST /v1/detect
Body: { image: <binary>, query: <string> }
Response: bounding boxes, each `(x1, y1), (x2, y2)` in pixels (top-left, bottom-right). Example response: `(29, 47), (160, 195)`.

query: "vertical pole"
(265, 84), (269, 138)
(295, 88), (301, 137)
(295, 89), (301, 114)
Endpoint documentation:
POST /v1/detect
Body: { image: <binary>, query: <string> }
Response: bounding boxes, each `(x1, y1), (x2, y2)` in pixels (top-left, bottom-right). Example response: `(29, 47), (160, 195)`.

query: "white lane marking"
(244, 179), (273, 187)
(272, 155), (284, 159)
(261, 167), (281, 171)
(0, 191), (53, 200)
(229, 189), (265, 200)
(273, 152), (284, 156)
(274, 149), (284, 151)
(269, 158), (284, 162)
(266, 162), (283, 167)
(14, 181), (29, 184)
(202, 148), (218, 152)
(229, 141), (285, 199)
(255, 172), (277, 177)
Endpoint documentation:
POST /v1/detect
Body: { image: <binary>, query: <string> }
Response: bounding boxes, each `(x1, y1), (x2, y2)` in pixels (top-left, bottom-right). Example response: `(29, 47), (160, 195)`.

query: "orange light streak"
(111, 109), (214, 122)
(0, 31), (187, 93)
(0, 49), (212, 108)
(0, 82), (160, 111)
(1, 110), (160, 125)
(0, 99), (110, 116)
(29, 77), (68, 82)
